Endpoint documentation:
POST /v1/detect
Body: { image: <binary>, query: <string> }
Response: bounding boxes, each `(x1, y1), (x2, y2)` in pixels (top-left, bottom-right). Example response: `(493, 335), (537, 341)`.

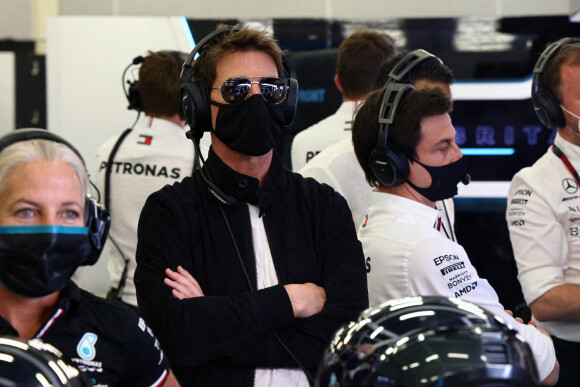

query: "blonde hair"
(0, 139), (88, 199)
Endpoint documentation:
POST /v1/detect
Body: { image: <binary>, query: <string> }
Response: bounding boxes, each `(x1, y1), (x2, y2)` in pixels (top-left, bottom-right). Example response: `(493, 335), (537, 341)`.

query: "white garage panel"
(0, 52), (15, 136)
(46, 16), (193, 295)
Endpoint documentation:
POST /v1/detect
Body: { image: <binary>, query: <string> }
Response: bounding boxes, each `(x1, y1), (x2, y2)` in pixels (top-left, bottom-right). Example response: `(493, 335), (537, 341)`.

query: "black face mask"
(0, 225), (93, 298)
(407, 155), (469, 202)
(210, 94), (285, 156)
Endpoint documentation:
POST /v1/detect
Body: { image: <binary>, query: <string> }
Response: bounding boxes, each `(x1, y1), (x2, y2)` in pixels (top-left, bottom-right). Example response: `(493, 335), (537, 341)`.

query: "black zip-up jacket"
(135, 148), (368, 386)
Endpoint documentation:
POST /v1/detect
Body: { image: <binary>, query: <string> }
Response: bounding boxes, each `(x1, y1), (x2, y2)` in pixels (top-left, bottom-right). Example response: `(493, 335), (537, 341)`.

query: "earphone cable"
(195, 140), (315, 385)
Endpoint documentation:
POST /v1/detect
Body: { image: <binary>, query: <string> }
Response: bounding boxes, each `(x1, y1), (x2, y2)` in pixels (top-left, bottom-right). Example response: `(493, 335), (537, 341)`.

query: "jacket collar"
(0, 281), (81, 336)
(204, 147), (290, 215)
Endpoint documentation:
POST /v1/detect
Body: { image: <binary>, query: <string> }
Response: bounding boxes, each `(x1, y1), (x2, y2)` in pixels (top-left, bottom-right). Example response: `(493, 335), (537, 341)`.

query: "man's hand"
(504, 309), (524, 324)
(284, 283), (327, 318)
(164, 266), (204, 300)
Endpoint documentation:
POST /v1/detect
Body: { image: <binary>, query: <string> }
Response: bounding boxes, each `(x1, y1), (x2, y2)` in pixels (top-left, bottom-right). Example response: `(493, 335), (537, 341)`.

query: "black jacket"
(135, 148), (368, 386)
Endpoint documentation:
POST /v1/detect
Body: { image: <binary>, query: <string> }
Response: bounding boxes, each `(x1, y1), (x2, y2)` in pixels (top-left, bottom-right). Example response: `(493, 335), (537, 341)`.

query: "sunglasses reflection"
(213, 77), (288, 104)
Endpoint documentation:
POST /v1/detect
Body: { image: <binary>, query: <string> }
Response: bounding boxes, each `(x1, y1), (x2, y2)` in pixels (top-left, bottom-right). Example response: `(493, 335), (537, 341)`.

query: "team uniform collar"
(203, 147), (290, 215)
(0, 281), (81, 337)
(370, 191), (439, 229)
(555, 132), (580, 162)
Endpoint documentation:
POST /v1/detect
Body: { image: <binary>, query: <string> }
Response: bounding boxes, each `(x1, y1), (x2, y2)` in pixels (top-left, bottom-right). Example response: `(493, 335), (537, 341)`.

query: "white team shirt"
(249, 205), (309, 387)
(507, 132), (580, 342)
(94, 116), (208, 306)
(360, 192), (556, 382)
(291, 101), (358, 171)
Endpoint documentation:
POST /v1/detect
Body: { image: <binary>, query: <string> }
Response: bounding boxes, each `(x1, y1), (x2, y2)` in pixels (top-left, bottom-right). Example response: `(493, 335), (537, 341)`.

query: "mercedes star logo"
(563, 178), (579, 194)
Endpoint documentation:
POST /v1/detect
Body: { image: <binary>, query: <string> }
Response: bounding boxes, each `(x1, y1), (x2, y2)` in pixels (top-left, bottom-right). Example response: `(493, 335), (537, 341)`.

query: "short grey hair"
(0, 139), (89, 200)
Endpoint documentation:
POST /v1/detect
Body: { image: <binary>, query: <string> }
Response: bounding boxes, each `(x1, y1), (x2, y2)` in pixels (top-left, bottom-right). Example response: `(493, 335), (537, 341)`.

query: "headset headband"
(532, 37), (580, 93)
(181, 26), (239, 81)
(387, 49), (441, 85)
(0, 128), (85, 165)
(377, 83), (415, 149)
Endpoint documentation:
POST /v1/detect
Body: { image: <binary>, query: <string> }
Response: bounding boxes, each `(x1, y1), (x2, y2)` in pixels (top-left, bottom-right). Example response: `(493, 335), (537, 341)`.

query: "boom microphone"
(461, 173), (471, 185)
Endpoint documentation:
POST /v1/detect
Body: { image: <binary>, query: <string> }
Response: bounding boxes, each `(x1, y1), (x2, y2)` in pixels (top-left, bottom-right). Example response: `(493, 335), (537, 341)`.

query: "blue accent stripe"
(180, 16), (195, 50)
(460, 148), (515, 156)
(0, 225), (88, 235)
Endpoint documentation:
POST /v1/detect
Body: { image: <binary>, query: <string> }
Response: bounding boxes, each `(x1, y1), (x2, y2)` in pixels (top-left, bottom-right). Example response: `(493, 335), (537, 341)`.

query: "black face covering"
(210, 94), (285, 156)
(407, 155), (469, 202)
(0, 225), (93, 298)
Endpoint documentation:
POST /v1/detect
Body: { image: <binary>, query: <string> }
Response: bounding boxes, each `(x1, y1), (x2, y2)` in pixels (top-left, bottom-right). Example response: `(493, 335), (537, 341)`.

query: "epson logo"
(433, 254), (460, 266)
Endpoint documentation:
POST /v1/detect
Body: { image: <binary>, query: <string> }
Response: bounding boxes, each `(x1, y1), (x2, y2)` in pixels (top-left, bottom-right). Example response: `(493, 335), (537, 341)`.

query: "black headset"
(179, 25), (299, 141)
(0, 129), (110, 266)
(532, 37), (580, 130)
(370, 49), (439, 187)
(124, 50), (189, 113)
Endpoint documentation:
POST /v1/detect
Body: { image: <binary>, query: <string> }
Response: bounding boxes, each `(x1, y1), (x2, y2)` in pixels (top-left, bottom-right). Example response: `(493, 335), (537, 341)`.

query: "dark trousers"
(552, 335), (580, 387)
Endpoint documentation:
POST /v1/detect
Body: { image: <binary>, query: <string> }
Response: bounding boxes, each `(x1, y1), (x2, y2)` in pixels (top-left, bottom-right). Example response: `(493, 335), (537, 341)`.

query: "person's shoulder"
(517, 144), (559, 176)
(302, 138), (353, 171)
(76, 288), (138, 323)
(289, 169), (345, 203)
(150, 175), (195, 197)
(293, 109), (344, 144)
(509, 148), (558, 193)
(97, 131), (126, 155)
(141, 175), (197, 215)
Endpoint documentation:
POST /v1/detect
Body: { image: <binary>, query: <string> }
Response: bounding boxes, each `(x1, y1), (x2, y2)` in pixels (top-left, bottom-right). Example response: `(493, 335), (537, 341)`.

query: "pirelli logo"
(440, 262), (465, 275)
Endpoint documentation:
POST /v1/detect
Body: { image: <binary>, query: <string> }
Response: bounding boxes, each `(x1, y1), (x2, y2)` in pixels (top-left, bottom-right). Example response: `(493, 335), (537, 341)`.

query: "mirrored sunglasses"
(213, 77), (288, 105)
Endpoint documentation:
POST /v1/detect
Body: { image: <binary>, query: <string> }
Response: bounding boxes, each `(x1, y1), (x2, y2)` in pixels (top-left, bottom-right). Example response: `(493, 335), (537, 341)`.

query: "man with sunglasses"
(134, 25), (369, 387)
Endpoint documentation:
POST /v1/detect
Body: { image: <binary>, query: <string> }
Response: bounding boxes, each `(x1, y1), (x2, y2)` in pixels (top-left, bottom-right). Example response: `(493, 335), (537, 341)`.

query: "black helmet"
(316, 296), (540, 387)
(0, 336), (90, 386)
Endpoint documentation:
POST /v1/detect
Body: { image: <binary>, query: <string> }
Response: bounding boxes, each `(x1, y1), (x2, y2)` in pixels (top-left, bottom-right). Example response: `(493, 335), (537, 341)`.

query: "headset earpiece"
(84, 196), (111, 265)
(180, 26), (236, 141)
(0, 129), (111, 265)
(124, 56), (145, 112)
(124, 51), (186, 114)
(181, 77), (211, 140)
(370, 83), (414, 187)
(532, 37), (580, 129)
(126, 79), (142, 111)
(532, 87), (565, 129)
(282, 55), (299, 127)
(369, 147), (409, 187)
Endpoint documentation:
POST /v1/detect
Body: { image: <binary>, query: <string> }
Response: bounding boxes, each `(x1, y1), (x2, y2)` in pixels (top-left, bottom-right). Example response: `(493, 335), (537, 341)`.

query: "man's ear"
(334, 74), (343, 93)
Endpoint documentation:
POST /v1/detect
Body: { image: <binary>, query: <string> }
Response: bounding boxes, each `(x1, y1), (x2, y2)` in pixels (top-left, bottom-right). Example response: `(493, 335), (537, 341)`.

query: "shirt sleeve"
(121, 311), (170, 387)
(407, 235), (556, 382)
(506, 175), (568, 305)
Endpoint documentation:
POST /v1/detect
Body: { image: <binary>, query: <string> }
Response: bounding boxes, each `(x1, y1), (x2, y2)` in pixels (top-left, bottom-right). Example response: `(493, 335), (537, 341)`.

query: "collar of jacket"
(204, 147), (291, 216)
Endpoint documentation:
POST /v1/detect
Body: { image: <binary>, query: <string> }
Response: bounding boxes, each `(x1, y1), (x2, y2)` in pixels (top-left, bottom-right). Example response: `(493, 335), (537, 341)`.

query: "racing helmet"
(0, 337), (90, 386)
(316, 296), (540, 387)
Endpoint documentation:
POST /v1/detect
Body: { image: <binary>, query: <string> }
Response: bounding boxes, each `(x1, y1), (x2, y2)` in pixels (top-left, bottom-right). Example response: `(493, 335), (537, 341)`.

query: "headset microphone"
(461, 173), (471, 185)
